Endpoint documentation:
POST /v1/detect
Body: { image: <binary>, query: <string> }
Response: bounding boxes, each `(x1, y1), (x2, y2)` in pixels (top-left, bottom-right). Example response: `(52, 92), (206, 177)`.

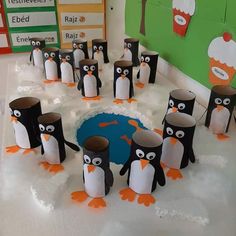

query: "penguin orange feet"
(216, 134), (230, 141)
(119, 188), (136, 202)
(135, 82), (145, 89)
(88, 198), (106, 208)
(160, 161), (167, 170)
(5, 145), (21, 154)
(154, 128), (163, 136)
(82, 96), (101, 101)
(22, 148), (37, 155)
(71, 191), (88, 203)
(127, 98), (137, 104)
(66, 82), (76, 88)
(113, 99), (123, 104)
(39, 161), (64, 174)
(43, 79), (59, 84)
(166, 168), (183, 180)
(137, 194), (155, 207)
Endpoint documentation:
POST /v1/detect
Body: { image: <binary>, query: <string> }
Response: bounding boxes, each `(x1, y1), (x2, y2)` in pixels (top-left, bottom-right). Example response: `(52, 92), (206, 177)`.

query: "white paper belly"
(123, 49), (132, 61)
(94, 52), (104, 70)
(73, 49), (85, 68)
(84, 164), (105, 198)
(161, 137), (184, 169)
(129, 160), (154, 194)
(45, 60), (58, 80)
(209, 108), (230, 134)
(61, 62), (74, 83)
(41, 134), (60, 164)
(13, 121), (31, 149)
(83, 74), (97, 97)
(115, 77), (130, 99)
(140, 64), (151, 84)
(33, 49), (43, 69)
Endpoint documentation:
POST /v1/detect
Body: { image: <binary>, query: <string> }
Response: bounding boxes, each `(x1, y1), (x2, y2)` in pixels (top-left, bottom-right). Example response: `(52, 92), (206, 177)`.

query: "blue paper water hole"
(76, 113), (148, 164)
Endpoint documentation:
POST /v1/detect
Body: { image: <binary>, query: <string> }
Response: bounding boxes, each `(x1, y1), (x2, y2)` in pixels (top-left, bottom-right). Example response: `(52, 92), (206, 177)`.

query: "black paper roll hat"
(114, 60), (133, 67)
(124, 38), (139, 44)
(38, 112), (61, 125)
(170, 89), (196, 101)
(80, 59), (98, 66)
(211, 85), (236, 97)
(72, 39), (87, 44)
(92, 39), (107, 44)
(165, 112), (196, 128)
(9, 97), (40, 110)
(141, 51), (158, 56)
(83, 136), (109, 153)
(42, 47), (59, 53)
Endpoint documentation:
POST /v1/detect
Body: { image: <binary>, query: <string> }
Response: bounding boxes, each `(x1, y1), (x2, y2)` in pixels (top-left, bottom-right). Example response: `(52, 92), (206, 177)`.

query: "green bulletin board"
(125, 0), (236, 89)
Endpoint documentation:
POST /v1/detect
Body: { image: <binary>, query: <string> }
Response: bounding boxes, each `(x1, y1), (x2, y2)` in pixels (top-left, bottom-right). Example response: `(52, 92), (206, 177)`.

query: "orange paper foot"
(44, 79), (59, 84)
(135, 82), (145, 89)
(71, 191), (89, 203)
(66, 82), (76, 88)
(160, 161), (167, 169)
(88, 198), (106, 208)
(137, 194), (155, 207)
(127, 98), (137, 103)
(154, 128), (163, 136)
(216, 134), (230, 141)
(128, 120), (142, 132)
(113, 99), (123, 104)
(82, 96), (101, 101)
(23, 148), (37, 155)
(5, 145), (21, 154)
(119, 188), (136, 202)
(39, 161), (64, 174)
(166, 168), (183, 180)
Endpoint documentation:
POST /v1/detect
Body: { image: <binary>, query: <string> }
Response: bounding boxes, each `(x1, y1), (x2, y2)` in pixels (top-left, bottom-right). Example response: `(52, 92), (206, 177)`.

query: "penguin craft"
(92, 39), (109, 71)
(119, 130), (165, 207)
(43, 47), (61, 83)
(77, 59), (102, 101)
(38, 112), (80, 174)
(136, 51), (159, 88)
(71, 136), (113, 208)
(161, 113), (196, 180)
(6, 97), (42, 155)
(122, 38), (140, 67)
(72, 39), (89, 69)
(113, 60), (136, 104)
(205, 85), (236, 140)
(30, 38), (45, 69)
(59, 49), (77, 87)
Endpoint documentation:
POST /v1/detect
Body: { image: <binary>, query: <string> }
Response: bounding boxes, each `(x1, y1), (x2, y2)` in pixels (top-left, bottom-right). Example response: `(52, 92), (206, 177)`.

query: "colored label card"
(0, 34), (9, 47)
(58, 0), (102, 4)
(5, 0), (55, 8)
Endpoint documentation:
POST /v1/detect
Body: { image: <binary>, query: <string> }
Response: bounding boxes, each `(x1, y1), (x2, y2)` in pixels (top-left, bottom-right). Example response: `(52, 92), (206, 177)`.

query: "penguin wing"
(104, 55), (109, 64)
(64, 140), (80, 151)
(155, 165), (166, 186)
(189, 148), (195, 163)
(77, 78), (83, 90)
(98, 77), (102, 88)
(41, 144), (44, 155)
(203, 108), (210, 127)
(119, 158), (131, 176)
(130, 81), (134, 98)
(105, 168), (114, 187)
(113, 80), (116, 98)
(137, 69), (140, 79)
(30, 51), (33, 63)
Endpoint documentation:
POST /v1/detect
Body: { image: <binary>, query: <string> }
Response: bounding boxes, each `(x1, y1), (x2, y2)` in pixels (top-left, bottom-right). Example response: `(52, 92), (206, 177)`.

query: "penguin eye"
(44, 52), (49, 58)
(145, 57), (150, 63)
(93, 46), (97, 50)
(136, 149), (145, 158)
(83, 65), (89, 71)
(84, 155), (91, 164)
(215, 98), (222, 105)
(123, 69), (129, 75)
(92, 157), (102, 166)
(79, 44), (83, 49)
(36, 41), (40, 46)
(39, 124), (45, 131)
(116, 67), (122, 73)
(169, 99), (174, 107)
(73, 43), (77, 48)
(127, 43), (132, 48)
(66, 55), (71, 61)
(176, 130), (185, 138)
(141, 56), (144, 62)
(14, 110), (21, 117)
(99, 46), (103, 51)
(223, 98), (230, 105)
(166, 127), (173, 135)
(50, 52), (55, 58)
(146, 152), (156, 160)
(9, 108), (13, 115)
(90, 65), (95, 71)
(46, 125), (55, 132)
(178, 103), (186, 110)
(31, 41), (35, 46)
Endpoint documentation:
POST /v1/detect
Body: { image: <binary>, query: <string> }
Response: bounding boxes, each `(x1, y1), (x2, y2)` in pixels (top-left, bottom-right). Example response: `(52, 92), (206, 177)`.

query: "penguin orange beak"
(11, 116), (17, 123)
(87, 165), (96, 173)
(88, 71), (93, 76)
(217, 105), (224, 112)
(43, 134), (50, 142)
(172, 107), (178, 113)
(124, 48), (128, 51)
(140, 159), (149, 170)
(48, 57), (53, 62)
(121, 74), (125, 79)
(36, 48), (39, 51)
(62, 58), (66, 63)
(96, 50), (99, 54)
(141, 62), (146, 66)
(170, 137), (178, 145)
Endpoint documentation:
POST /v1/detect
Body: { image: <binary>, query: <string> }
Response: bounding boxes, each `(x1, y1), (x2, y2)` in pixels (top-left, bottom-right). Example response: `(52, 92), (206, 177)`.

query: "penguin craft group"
(6, 37), (236, 209)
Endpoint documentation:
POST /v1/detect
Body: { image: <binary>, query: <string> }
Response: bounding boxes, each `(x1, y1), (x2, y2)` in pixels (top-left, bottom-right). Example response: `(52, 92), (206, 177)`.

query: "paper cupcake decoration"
(6, 97), (42, 154)
(120, 130), (165, 207)
(71, 136), (113, 208)
(205, 85), (236, 140)
(30, 38), (45, 69)
(172, 0), (195, 37)
(72, 39), (89, 69)
(208, 33), (236, 85)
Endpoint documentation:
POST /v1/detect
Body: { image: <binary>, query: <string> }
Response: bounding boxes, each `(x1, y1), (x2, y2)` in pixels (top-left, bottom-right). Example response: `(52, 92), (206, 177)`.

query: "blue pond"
(76, 113), (147, 164)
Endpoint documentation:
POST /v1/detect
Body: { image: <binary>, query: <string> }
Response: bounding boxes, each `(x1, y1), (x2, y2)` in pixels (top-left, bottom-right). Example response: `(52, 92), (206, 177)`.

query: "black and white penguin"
(30, 38), (45, 69)
(136, 51), (158, 88)
(119, 130), (165, 207)
(43, 47), (61, 83)
(113, 60), (135, 104)
(38, 112), (80, 173)
(161, 113), (196, 180)
(92, 39), (109, 71)
(77, 59), (102, 100)
(6, 97), (42, 155)
(72, 39), (89, 69)
(59, 49), (76, 87)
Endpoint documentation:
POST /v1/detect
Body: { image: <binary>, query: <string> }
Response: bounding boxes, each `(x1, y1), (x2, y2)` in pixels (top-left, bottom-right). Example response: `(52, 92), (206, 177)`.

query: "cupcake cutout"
(172, 0), (195, 37)
(208, 33), (236, 85)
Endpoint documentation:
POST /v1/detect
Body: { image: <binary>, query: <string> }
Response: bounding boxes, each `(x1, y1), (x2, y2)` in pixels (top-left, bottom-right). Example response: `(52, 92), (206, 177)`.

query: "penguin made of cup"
(43, 47), (61, 84)
(30, 38), (45, 69)
(113, 60), (136, 104)
(77, 59), (102, 101)
(6, 97), (42, 155)
(161, 113), (196, 180)
(72, 39), (89, 69)
(119, 130), (165, 207)
(71, 136), (114, 208)
(38, 112), (80, 174)
(59, 49), (77, 88)
(92, 39), (109, 71)
(136, 51), (159, 88)
(205, 85), (236, 141)
(122, 38), (140, 67)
